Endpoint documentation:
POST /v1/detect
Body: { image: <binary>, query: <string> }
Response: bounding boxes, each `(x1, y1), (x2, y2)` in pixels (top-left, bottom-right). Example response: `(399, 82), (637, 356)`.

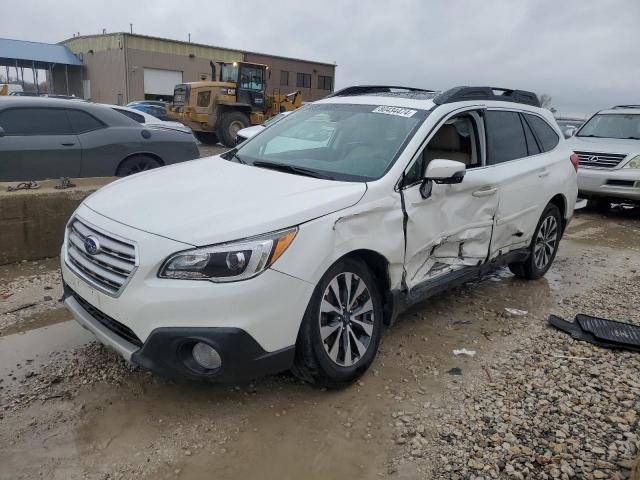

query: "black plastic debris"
(549, 314), (640, 352)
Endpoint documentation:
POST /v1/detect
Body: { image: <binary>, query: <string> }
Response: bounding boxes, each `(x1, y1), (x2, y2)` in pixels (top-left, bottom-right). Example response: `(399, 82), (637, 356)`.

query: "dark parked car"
(0, 97), (200, 181)
(127, 101), (171, 121)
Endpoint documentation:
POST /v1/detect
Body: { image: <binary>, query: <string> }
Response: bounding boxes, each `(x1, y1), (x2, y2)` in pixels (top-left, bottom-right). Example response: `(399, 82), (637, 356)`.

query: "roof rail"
(327, 85), (436, 98)
(611, 105), (640, 110)
(433, 86), (541, 107)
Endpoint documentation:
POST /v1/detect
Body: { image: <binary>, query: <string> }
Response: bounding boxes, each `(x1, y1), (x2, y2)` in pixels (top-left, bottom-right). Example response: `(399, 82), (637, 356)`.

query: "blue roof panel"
(0, 38), (82, 66)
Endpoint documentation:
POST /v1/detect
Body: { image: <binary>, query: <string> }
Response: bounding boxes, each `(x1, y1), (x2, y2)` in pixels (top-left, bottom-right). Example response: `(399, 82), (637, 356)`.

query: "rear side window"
(0, 108), (73, 135)
(524, 114), (559, 152)
(520, 114), (541, 155)
(113, 108), (145, 124)
(484, 111), (528, 165)
(67, 109), (105, 133)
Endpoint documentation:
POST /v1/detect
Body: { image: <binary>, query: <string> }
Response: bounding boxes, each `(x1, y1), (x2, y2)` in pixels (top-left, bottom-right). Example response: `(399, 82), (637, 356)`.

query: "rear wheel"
(193, 131), (219, 145)
(292, 258), (383, 388)
(508, 203), (562, 280)
(218, 111), (250, 147)
(116, 154), (162, 176)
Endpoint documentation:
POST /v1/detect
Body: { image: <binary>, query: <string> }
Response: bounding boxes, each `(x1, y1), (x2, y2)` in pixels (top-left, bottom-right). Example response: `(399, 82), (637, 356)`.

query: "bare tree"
(539, 93), (553, 110)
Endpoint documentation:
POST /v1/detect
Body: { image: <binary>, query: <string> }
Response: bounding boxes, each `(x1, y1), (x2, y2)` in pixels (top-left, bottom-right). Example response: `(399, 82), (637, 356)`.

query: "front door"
(0, 107), (81, 181)
(402, 109), (499, 289)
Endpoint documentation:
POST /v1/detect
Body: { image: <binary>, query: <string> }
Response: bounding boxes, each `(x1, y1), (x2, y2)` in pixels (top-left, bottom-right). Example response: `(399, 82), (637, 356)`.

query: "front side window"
(577, 113), (640, 140)
(239, 66), (264, 91)
(484, 111), (528, 165)
(296, 73), (311, 88)
(523, 114), (559, 152)
(197, 91), (211, 107)
(236, 103), (428, 181)
(405, 112), (482, 185)
(0, 108), (73, 135)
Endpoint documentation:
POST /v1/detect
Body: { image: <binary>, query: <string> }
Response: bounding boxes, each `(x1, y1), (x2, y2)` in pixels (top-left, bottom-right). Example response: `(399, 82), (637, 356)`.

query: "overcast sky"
(2, 0), (638, 115)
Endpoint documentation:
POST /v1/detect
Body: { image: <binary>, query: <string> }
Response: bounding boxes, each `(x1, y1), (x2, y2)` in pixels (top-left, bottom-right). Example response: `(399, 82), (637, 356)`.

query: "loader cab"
(219, 62), (267, 112)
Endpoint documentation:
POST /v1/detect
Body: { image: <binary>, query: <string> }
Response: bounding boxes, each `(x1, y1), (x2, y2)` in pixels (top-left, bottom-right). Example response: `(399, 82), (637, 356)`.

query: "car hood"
(84, 156), (367, 246)
(237, 125), (264, 139)
(568, 136), (640, 156)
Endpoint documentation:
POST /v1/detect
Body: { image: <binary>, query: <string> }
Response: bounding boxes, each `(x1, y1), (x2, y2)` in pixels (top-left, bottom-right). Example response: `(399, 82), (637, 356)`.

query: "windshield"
(261, 112), (287, 127)
(577, 113), (640, 139)
(236, 103), (428, 181)
(221, 64), (238, 83)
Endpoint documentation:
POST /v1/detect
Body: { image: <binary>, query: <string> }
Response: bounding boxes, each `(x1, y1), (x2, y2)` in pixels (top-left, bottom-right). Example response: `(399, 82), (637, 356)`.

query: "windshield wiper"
(221, 148), (246, 164)
(253, 161), (334, 180)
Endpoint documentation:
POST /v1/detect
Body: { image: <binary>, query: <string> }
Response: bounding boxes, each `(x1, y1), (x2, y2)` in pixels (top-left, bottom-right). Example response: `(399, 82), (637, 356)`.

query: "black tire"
(292, 257), (384, 388)
(217, 111), (250, 147)
(588, 198), (611, 214)
(508, 203), (562, 280)
(116, 154), (162, 176)
(193, 131), (219, 145)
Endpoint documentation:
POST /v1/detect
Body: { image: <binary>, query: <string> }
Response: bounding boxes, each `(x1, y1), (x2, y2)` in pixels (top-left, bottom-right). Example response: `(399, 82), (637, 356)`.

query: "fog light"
(192, 342), (222, 370)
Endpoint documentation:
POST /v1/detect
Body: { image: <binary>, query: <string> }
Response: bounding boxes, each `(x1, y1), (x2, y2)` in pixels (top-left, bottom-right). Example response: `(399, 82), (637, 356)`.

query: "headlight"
(158, 228), (297, 282)
(623, 155), (640, 169)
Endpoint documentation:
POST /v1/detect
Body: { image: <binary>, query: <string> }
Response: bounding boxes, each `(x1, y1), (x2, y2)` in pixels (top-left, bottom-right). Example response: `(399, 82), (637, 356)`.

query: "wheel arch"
(339, 249), (396, 326)
(548, 193), (567, 234)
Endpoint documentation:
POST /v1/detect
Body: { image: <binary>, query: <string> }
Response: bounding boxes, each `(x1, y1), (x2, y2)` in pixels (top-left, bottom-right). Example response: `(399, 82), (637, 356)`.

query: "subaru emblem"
(84, 236), (101, 256)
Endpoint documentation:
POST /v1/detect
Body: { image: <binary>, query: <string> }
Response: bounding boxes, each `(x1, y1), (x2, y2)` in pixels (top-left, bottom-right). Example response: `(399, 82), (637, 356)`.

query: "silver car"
(0, 97), (200, 181)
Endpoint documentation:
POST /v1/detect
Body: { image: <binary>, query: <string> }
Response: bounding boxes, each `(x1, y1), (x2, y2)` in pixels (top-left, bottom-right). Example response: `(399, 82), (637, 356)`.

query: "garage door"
(143, 68), (183, 100)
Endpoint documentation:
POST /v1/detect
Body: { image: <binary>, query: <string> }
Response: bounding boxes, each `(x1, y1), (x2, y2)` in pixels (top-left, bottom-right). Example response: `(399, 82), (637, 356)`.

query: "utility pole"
(130, 23), (133, 34)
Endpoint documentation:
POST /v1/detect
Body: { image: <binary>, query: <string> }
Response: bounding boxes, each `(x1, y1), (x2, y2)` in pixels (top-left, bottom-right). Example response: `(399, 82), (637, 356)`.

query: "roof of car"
(598, 106), (640, 115)
(0, 96), (91, 109)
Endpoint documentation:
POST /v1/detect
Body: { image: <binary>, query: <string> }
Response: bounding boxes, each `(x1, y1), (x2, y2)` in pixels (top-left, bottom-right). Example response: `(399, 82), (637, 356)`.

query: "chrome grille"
(66, 217), (137, 296)
(575, 151), (628, 169)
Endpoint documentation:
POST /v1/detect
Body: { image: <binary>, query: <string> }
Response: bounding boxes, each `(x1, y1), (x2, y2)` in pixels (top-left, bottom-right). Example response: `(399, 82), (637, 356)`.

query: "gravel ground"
(392, 275), (640, 479)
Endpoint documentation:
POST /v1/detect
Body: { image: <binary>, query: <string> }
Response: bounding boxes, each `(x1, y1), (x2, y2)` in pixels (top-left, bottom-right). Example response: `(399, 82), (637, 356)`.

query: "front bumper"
(60, 205), (315, 382)
(578, 167), (640, 201)
(64, 283), (295, 382)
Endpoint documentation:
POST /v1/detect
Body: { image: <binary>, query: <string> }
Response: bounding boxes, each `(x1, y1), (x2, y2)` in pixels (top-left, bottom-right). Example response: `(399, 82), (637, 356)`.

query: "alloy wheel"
(533, 215), (558, 270)
(319, 272), (374, 367)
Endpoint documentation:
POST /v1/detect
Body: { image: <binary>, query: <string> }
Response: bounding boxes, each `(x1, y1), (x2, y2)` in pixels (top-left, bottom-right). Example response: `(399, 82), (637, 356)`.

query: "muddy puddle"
(0, 318), (92, 386)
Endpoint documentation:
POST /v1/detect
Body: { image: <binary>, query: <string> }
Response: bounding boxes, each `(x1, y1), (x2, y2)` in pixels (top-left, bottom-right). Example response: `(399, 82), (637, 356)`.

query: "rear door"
(0, 107), (81, 181)
(402, 108), (499, 288)
(484, 109), (557, 258)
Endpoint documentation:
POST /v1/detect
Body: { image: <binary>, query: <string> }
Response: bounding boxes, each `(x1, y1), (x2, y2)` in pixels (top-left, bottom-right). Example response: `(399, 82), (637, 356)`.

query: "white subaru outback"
(566, 105), (640, 210)
(61, 85), (578, 387)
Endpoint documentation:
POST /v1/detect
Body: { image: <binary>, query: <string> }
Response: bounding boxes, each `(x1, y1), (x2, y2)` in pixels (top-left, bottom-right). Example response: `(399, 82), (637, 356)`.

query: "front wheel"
(217, 111), (250, 147)
(508, 203), (562, 280)
(292, 258), (383, 388)
(116, 154), (162, 176)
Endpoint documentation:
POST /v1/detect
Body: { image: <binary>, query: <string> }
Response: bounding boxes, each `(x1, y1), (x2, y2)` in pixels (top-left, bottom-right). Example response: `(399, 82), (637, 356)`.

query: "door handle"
(472, 187), (497, 197)
(61, 142), (75, 147)
(538, 169), (550, 178)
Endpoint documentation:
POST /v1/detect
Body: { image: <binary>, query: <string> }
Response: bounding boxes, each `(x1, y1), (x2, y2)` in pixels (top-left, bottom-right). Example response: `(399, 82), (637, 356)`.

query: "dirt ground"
(0, 207), (639, 480)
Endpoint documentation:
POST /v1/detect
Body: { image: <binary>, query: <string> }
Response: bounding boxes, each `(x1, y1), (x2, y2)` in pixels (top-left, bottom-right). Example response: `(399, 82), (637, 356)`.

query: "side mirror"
(425, 159), (466, 184)
(0, 126), (4, 138)
(564, 127), (576, 138)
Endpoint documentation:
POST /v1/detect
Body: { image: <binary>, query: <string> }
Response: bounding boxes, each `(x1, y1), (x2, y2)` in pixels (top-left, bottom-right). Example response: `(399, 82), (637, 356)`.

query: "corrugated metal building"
(61, 33), (336, 105)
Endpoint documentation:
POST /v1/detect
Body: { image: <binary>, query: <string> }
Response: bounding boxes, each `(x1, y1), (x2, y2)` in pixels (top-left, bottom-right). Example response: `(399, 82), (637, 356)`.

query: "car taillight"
(570, 153), (579, 172)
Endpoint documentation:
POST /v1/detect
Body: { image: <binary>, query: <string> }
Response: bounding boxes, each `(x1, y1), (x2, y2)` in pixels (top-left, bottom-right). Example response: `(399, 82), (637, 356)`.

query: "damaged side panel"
(401, 172), (499, 290)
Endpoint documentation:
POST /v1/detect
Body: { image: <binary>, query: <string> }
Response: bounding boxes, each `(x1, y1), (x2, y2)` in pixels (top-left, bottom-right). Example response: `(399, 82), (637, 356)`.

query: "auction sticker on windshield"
(372, 106), (418, 118)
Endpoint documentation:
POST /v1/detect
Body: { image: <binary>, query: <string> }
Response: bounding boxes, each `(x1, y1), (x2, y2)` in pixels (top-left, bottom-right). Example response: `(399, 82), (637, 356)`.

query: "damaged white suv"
(61, 85), (577, 387)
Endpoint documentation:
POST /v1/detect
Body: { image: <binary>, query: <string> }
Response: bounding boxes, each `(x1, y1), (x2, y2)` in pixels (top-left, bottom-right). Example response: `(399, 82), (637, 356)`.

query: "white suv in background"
(567, 105), (640, 210)
(61, 85), (577, 387)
